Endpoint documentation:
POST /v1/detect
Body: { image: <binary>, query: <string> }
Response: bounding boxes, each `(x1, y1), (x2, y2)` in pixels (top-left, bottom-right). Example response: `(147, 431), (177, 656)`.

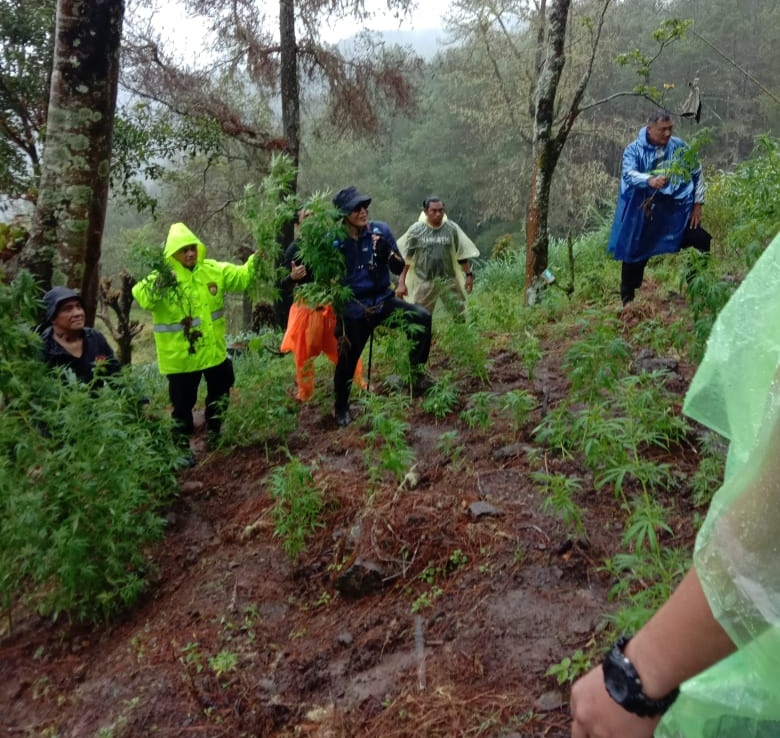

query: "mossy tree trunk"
(22, 0), (124, 325)
(525, 0), (611, 303)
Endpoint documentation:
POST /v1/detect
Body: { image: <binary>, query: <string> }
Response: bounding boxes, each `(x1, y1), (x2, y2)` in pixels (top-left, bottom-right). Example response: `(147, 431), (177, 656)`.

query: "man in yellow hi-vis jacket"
(132, 223), (256, 456)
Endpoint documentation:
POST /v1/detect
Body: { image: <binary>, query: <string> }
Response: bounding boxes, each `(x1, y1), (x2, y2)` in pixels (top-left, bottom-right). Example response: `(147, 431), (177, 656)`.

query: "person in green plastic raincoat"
(570, 230), (780, 737)
(132, 223), (256, 455)
(396, 196), (479, 318)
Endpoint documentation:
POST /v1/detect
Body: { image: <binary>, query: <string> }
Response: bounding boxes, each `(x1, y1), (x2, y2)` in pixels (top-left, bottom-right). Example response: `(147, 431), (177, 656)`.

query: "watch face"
(603, 643), (678, 718)
(603, 657), (630, 701)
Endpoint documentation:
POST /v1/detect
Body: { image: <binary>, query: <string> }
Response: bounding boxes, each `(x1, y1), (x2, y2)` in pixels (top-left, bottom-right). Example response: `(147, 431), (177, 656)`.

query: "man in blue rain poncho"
(608, 110), (711, 305)
(570, 231), (780, 737)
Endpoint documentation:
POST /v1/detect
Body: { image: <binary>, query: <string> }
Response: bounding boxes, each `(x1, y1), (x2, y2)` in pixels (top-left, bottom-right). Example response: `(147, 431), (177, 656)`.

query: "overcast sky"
(320, 1), (449, 42)
(148, 0), (448, 53)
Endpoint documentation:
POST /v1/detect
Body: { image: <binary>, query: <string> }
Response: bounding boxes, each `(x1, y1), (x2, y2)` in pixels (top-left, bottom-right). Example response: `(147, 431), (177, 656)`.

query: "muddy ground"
(0, 286), (702, 738)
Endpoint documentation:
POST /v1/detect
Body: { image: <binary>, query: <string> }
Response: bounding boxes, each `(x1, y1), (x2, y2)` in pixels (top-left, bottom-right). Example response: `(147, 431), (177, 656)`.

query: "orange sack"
(280, 303), (365, 401)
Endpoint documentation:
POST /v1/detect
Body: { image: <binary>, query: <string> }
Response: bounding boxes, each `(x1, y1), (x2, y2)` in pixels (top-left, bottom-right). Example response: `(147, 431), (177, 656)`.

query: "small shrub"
(267, 457), (325, 560)
(363, 394), (415, 488)
(421, 371), (459, 419)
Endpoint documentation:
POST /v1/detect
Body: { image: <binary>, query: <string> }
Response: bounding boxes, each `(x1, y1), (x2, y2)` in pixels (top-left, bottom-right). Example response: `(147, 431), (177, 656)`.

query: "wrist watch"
(602, 636), (679, 718)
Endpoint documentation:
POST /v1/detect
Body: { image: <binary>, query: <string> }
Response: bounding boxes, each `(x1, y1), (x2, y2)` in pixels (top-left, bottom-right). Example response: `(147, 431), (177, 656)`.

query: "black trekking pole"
(366, 327), (374, 393)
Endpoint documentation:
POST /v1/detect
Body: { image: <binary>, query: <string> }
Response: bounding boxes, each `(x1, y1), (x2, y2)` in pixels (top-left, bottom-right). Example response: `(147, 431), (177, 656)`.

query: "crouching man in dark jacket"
(41, 286), (120, 384)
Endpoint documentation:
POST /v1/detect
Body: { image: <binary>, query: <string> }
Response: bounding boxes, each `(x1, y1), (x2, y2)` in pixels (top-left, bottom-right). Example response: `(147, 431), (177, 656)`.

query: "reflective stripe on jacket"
(132, 223), (255, 374)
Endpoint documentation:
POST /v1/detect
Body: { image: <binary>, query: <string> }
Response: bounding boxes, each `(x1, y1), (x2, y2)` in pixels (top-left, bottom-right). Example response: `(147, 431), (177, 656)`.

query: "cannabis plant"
(235, 153), (299, 303)
(267, 457), (325, 560)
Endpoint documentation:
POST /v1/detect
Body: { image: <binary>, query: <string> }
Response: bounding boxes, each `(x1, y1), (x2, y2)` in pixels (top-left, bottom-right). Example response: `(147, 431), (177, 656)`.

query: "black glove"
(374, 237), (391, 262)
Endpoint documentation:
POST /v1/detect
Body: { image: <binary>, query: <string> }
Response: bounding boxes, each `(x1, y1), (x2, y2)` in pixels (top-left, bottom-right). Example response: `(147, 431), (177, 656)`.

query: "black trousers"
(621, 226), (711, 304)
(167, 358), (235, 444)
(334, 297), (432, 412)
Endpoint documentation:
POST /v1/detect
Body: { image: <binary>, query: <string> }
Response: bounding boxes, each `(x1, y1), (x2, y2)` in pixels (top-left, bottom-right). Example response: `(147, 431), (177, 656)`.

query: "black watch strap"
(602, 636), (680, 718)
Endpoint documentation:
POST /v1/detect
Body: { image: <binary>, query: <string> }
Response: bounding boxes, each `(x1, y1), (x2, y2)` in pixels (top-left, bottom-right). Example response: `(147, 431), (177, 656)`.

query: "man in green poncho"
(396, 196), (480, 319)
(570, 231), (780, 737)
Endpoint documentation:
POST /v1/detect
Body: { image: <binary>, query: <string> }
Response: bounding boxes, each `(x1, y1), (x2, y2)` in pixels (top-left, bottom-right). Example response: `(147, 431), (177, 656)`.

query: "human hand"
(570, 666), (660, 738)
(155, 269), (177, 289)
(373, 237), (391, 262)
(648, 175), (668, 189)
(689, 203), (703, 229)
(290, 261), (307, 281)
(396, 279), (408, 298)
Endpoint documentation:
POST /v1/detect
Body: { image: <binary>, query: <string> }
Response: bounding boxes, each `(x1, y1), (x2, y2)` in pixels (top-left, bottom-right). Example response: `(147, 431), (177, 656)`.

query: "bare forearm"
(571, 568), (736, 738)
(624, 569), (735, 698)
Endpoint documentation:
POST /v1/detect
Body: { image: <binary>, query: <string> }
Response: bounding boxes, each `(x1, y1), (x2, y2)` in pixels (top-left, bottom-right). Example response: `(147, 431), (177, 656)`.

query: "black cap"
(43, 286), (82, 323)
(333, 186), (372, 215)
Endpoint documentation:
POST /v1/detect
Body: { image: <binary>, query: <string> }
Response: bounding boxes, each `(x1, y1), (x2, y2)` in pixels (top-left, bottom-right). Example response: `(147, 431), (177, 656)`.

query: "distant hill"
(337, 27), (451, 60)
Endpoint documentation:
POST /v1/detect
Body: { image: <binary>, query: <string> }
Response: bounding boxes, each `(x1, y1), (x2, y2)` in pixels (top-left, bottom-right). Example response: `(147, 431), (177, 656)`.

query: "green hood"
(163, 222), (207, 263)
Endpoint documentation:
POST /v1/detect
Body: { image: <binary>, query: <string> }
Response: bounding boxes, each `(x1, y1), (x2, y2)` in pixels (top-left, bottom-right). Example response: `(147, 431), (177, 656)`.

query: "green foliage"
(517, 331), (543, 380)
(650, 129), (710, 185)
(131, 236), (210, 356)
(435, 429), (465, 467)
(111, 103), (224, 214)
(531, 472), (586, 537)
(0, 221), (29, 259)
(362, 394), (415, 488)
(490, 233), (519, 261)
(546, 649), (591, 685)
(411, 585), (443, 613)
(688, 432), (727, 508)
(567, 223), (619, 304)
(623, 492), (674, 555)
(631, 316), (689, 355)
(499, 389), (537, 433)
(0, 0), (55, 199)
(293, 196), (353, 314)
(180, 642), (205, 674)
(220, 343), (299, 448)
(438, 316), (491, 382)
(235, 153), (299, 302)
(411, 549), (469, 614)
(209, 650), (238, 678)
(680, 254), (736, 362)
(706, 136), (780, 258)
(0, 275), (182, 625)
(267, 457), (325, 560)
(0, 271), (43, 373)
(678, 137), (780, 360)
(372, 310), (426, 386)
(615, 18), (693, 101)
(468, 251), (527, 332)
(421, 371), (459, 419)
(561, 312), (632, 397)
(459, 391), (495, 430)
(535, 320), (689, 502)
(602, 546), (690, 635)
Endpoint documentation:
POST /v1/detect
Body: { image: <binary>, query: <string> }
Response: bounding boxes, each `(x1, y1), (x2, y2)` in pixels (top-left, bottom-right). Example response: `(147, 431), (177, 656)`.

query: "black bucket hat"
(333, 186), (372, 215)
(43, 286), (82, 323)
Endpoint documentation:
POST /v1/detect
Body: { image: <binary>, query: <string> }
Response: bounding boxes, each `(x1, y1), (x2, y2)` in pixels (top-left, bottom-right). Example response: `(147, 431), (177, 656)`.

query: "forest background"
(1, 0), (778, 302)
(1, 0), (780, 735)
(1, 0), (780, 626)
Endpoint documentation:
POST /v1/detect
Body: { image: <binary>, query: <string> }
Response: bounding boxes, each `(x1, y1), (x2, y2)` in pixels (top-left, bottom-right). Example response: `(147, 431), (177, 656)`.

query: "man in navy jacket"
(331, 186), (432, 427)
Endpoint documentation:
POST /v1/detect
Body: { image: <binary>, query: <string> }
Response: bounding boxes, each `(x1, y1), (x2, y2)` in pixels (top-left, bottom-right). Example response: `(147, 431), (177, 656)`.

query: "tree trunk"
(525, 0), (569, 302)
(98, 270), (141, 366)
(274, 0), (300, 325)
(279, 0), (300, 175)
(22, 0), (124, 325)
